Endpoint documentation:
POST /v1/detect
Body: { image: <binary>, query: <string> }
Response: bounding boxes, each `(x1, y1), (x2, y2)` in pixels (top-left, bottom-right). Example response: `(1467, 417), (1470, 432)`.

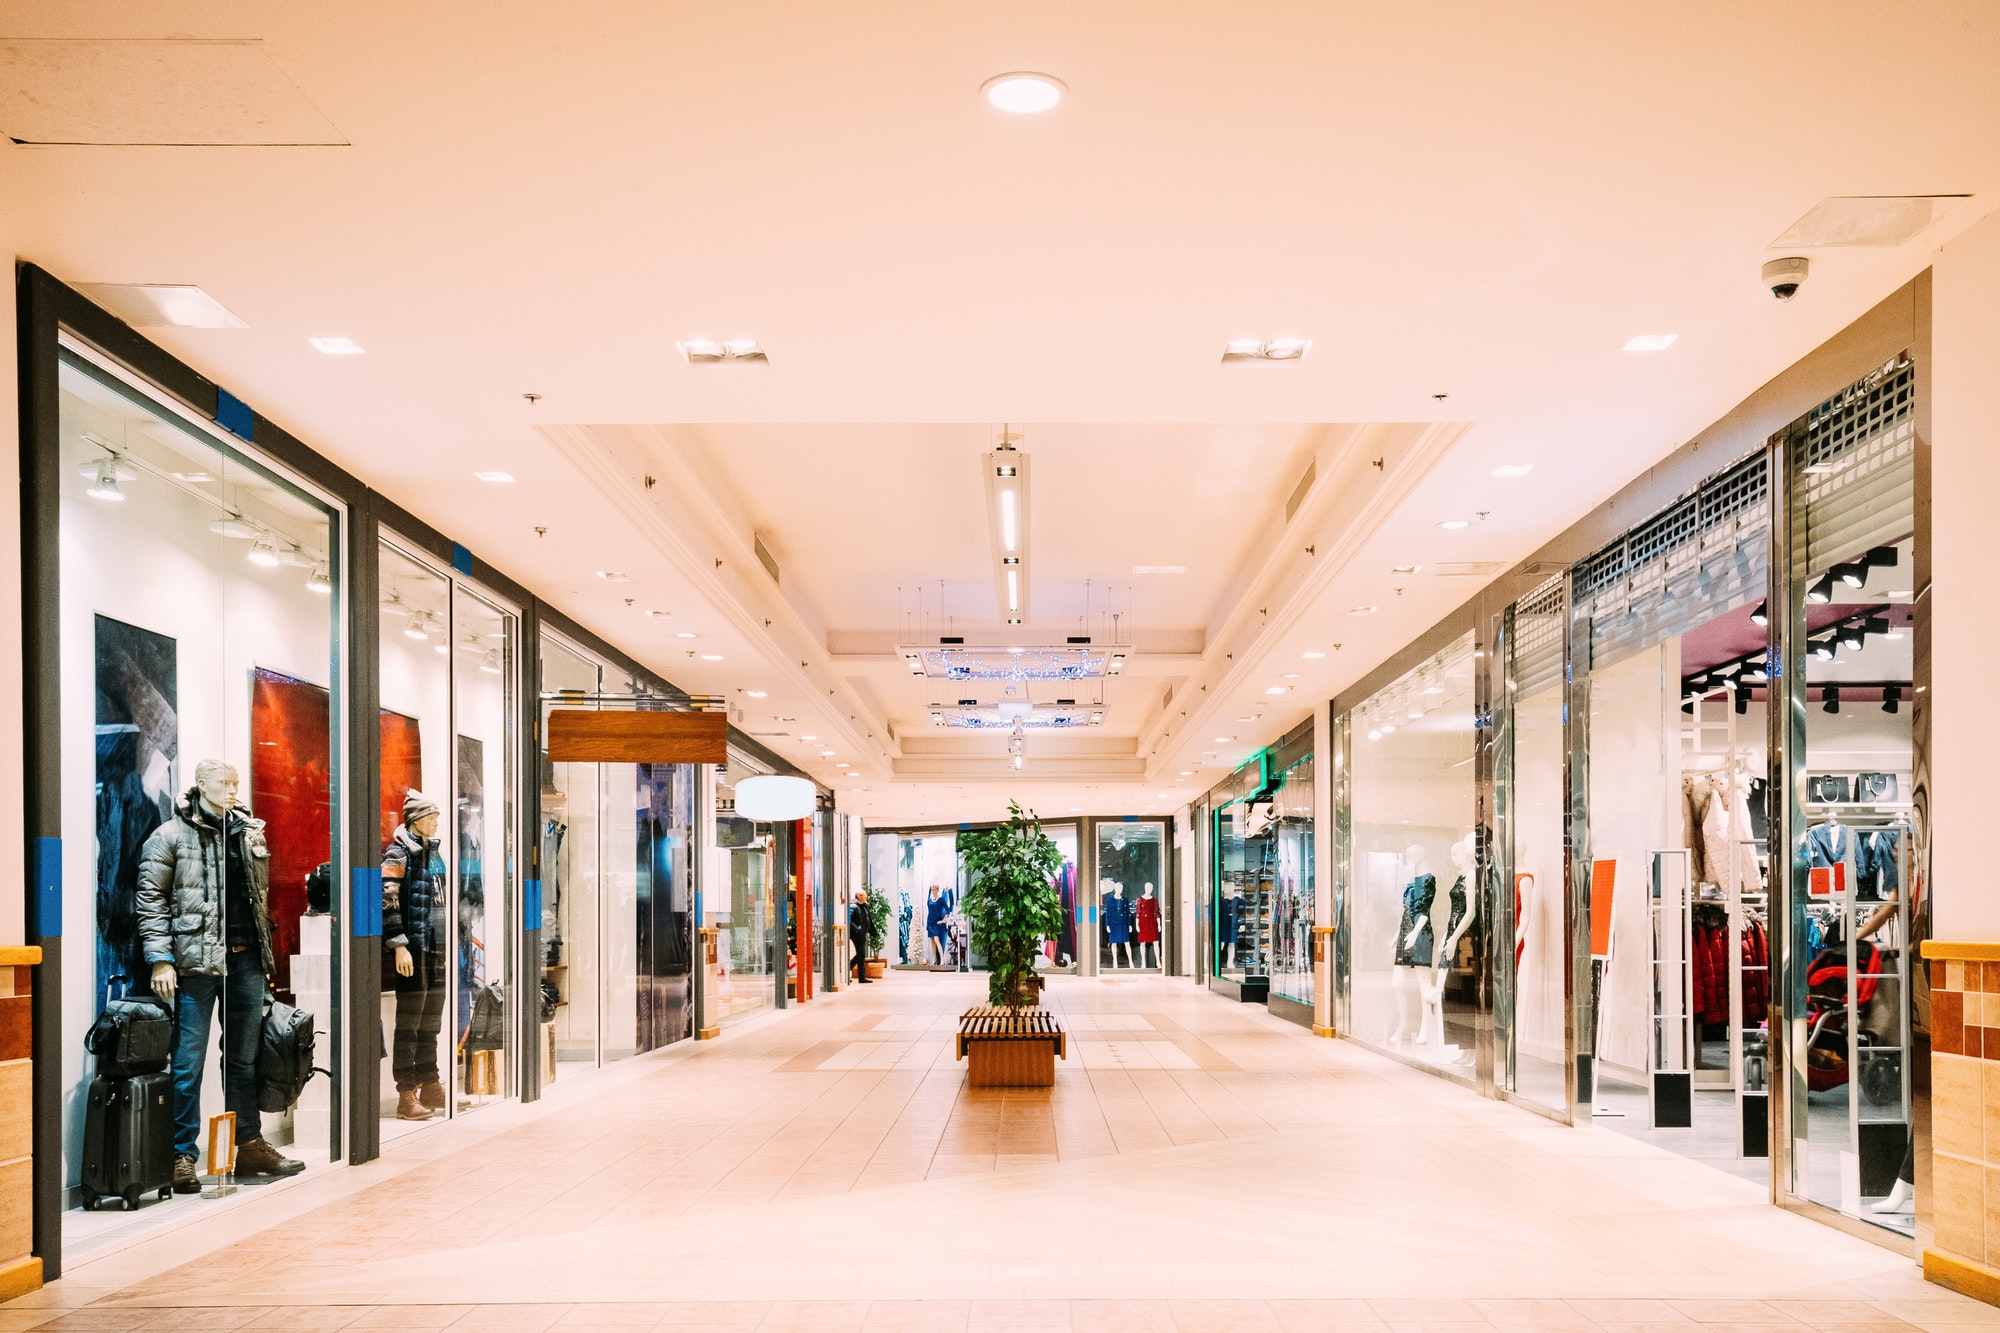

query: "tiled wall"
(1927, 953), (2000, 1287)
(0, 952), (36, 1297)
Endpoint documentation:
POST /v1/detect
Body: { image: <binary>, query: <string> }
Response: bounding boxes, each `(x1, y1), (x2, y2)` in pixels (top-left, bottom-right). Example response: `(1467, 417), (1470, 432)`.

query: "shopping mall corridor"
(3, 974), (1988, 1333)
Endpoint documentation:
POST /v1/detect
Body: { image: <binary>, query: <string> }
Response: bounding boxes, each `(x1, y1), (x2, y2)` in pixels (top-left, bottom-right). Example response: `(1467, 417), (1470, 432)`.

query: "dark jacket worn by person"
(382, 823), (446, 959)
(849, 901), (872, 954)
(136, 788), (274, 979)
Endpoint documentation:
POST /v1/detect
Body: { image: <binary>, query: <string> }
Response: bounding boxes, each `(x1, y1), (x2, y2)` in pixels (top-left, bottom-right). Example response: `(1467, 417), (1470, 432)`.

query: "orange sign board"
(1589, 859), (1617, 960)
(545, 709), (727, 764)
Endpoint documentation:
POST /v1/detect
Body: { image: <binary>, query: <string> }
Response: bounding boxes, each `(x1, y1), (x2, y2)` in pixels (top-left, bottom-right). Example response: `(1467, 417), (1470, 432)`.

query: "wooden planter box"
(863, 957), (887, 980)
(955, 1005), (1066, 1088)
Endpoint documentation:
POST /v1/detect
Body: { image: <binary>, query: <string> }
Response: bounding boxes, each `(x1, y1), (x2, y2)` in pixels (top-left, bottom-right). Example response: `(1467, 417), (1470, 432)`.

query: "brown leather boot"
(396, 1088), (435, 1121)
(236, 1137), (306, 1177)
(418, 1080), (446, 1110)
(173, 1153), (201, 1194)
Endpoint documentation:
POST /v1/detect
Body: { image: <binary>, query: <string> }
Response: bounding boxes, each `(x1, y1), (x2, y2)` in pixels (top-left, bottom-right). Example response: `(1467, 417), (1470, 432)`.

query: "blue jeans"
(172, 947), (265, 1159)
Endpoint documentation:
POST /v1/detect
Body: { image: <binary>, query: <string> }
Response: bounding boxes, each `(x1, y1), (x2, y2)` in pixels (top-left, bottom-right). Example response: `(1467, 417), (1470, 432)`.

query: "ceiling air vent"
(1284, 460), (1317, 522)
(753, 533), (780, 585)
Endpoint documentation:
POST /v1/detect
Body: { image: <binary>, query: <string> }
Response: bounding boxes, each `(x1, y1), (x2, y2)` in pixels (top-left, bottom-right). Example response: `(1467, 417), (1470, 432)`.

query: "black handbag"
(1807, 773), (1852, 804)
(1855, 771), (1898, 803)
(85, 984), (172, 1079)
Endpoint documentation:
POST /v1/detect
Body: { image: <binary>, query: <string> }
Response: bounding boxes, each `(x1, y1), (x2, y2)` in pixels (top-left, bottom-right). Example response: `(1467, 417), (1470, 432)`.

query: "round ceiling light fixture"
(982, 72), (1066, 114)
(732, 774), (815, 821)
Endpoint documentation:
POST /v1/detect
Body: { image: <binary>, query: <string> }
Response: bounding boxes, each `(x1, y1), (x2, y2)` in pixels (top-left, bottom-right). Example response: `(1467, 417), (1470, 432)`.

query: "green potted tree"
(860, 882), (892, 980)
(959, 802), (1064, 1008)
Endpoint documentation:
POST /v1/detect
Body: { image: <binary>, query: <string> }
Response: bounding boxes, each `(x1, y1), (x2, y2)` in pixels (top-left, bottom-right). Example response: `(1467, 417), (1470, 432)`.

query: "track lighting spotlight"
(1834, 562), (1868, 589)
(1840, 623), (1866, 652)
(1863, 616), (1889, 635)
(1806, 573), (1836, 604)
(1810, 636), (1836, 660)
(1749, 600), (1768, 626)
(1882, 683), (1901, 715)
(1865, 545), (1900, 570)
(87, 459), (126, 502)
(1822, 685), (1841, 715)
(1681, 698), (1694, 715)
(1734, 685), (1751, 715)
(305, 563), (332, 595)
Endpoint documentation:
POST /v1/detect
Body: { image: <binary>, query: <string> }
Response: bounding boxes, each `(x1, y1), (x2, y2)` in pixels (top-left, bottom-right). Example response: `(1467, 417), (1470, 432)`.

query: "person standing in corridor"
(848, 889), (873, 983)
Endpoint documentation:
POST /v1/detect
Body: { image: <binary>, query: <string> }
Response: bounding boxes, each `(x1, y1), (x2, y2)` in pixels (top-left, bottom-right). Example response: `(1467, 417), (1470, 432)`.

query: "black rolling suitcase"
(80, 1071), (175, 1210)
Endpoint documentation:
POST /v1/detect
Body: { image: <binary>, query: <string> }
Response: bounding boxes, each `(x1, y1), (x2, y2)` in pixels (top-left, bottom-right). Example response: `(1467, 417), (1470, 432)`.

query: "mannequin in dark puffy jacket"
(383, 790), (447, 1120)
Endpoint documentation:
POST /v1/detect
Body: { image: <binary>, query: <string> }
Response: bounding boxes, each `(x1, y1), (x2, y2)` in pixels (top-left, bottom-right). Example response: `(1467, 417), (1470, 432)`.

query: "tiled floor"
(4, 974), (1995, 1331)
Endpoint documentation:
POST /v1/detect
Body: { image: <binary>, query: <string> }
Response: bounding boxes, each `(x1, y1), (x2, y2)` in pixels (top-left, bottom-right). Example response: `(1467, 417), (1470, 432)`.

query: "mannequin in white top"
(1390, 844), (1437, 1044)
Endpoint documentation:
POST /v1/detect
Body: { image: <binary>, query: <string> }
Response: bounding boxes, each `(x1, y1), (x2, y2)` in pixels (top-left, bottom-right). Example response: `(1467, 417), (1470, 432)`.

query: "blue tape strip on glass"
(525, 878), (542, 927)
(351, 867), (383, 936)
(33, 836), (60, 937)
(215, 389), (254, 440)
(452, 543), (474, 575)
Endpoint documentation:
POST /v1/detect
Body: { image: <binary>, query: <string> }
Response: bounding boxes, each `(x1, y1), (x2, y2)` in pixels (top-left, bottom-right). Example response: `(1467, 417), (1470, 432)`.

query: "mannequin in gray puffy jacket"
(136, 757), (303, 1184)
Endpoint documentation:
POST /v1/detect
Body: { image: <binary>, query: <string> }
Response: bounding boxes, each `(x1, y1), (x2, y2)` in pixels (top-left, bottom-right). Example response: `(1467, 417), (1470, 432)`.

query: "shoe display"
(235, 1137), (306, 1178)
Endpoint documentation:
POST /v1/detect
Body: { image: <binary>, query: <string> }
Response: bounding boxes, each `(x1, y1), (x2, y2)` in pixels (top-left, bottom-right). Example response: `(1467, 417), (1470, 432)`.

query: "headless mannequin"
(1105, 885), (1132, 968)
(1390, 845), (1435, 1043)
(1221, 886), (1241, 968)
(1136, 882), (1159, 969)
(1422, 836), (1480, 1064)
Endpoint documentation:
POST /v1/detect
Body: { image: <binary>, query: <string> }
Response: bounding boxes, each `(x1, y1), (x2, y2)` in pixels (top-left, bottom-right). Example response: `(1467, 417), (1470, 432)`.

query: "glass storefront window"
(61, 343), (345, 1220)
(1097, 822), (1165, 971)
(1268, 756), (1316, 1009)
(540, 638), (600, 1073)
(377, 541), (517, 1133)
(1047, 824), (1080, 970)
(1782, 360), (1918, 1234)
(1347, 636), (1478, 1075)
(714, 773), (776, 1020)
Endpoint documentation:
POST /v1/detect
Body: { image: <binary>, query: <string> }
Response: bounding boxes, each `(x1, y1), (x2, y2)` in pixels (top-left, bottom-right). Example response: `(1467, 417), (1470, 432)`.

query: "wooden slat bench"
(955, 1005), (1066, 1087)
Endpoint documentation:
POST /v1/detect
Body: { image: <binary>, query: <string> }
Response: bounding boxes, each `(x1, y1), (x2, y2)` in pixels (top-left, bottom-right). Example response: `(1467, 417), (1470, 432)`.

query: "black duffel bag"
(256, 998), (325, 1113)
(85, 984), (172, 1078)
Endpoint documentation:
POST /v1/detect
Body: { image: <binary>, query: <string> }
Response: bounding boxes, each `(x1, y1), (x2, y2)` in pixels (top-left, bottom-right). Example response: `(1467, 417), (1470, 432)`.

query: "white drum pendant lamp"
(733, 774), (815, 821)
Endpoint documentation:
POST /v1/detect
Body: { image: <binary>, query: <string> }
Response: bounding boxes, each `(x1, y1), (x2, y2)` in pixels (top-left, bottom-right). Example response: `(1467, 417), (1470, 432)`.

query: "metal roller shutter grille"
(1570, 449), (1771, 672)
(1791, 356), (1917, 574)
(1511, 571), (1567, 703)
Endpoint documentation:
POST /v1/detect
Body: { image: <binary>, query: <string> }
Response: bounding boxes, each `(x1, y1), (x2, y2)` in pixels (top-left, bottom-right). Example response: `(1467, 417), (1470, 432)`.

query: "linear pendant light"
(985, 428), (1031, 625)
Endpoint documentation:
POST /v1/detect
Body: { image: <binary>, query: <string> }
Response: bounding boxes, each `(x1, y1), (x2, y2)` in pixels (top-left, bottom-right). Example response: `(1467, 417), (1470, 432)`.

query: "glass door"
(1097, 822), (1166, 971)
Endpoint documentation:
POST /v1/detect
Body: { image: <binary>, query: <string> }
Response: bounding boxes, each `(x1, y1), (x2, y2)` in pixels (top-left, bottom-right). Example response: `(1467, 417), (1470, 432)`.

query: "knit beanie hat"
(402, 790), (439, 825)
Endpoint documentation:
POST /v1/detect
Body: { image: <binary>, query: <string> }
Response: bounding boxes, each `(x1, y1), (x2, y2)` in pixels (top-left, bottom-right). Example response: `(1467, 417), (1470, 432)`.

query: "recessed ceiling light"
(678, 338), (767, 363)
(1215, 736), (1233, 744)
(646, 610), (672, 618)
(1302, 651), (1326, 660)
(1349, 605), (1378, 616)
(801, 735), (817, 741)
(1437, 519), (1470, 531)
(821, 749), (836, 757)
(1222, 337), (1312, 362)
(1491, 464), (1533, 477)
(700, 653), (724, 661)
(1282, 673), (1301, 680)
(981, 72), (1066, 113)
(1623, 333), (1678, 352)
(1392, 564), (1421, 574)
(474, 470), (515, 483)
(746, 690), (767, 698)
(1179, 770), (1193, 777)
(675, 631), (698, 639)
(308, 336), (365, 355)
(597, 571), (630, 582)
(835, 762), (849, 768)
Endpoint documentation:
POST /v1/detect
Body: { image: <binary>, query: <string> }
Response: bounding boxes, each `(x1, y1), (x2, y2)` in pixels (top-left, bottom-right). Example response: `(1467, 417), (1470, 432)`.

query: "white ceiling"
(3, 2), (1996, 820)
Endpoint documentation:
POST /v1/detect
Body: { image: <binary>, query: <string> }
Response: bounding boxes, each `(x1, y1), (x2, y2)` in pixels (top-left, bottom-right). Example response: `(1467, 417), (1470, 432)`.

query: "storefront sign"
(546, 708), (726, 763)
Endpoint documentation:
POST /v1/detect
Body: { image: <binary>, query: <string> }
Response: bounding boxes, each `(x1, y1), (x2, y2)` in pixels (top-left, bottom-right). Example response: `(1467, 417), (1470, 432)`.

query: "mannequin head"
(402, 790), (441, 840)
(1143, 882), (1155, 898)
(1450, 838), (1474, 873)
(193, 759), (239, 817)
(928, 885), (940, 902)
(1405, 843), (1426, 872)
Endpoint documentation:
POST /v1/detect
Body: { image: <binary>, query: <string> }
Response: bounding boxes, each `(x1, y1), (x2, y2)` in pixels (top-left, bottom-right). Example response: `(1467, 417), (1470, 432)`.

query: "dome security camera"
(1763, 256), (1810, 301)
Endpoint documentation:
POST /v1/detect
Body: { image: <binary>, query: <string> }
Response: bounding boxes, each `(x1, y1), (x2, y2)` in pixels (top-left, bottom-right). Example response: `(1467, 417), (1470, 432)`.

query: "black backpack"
(464, 984), (507, 1052)
(85, 985), (172, 1078)
(256, 999), (325, 1113)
